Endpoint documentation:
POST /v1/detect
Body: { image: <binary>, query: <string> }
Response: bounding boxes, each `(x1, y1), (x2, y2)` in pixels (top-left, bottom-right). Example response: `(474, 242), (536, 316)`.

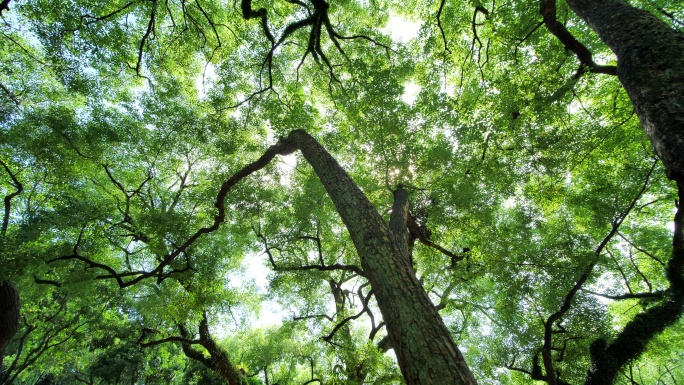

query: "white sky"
(382, 15), (421, 42)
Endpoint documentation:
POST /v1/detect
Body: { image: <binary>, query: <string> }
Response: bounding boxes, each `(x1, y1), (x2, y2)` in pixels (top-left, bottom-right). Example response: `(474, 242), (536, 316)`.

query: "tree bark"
(177, 314), (248, 385)
(0, 281), (19, 375)
(284, 130), (477, 385)
(566, 0), (684, 181)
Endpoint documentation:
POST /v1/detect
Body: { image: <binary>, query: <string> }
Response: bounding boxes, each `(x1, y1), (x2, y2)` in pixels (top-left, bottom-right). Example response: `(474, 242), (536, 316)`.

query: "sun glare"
(382, 14), (421, 43)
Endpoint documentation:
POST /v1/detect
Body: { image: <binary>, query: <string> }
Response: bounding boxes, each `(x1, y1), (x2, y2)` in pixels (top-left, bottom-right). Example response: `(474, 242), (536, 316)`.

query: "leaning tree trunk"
(0, 281), (20, 375)
(176, 313), (248, 385)
(566, 0), (684, 181)
(283, 130), (477, 385)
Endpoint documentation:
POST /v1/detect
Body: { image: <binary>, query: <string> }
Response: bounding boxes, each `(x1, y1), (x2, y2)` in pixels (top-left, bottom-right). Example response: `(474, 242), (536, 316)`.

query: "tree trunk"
(284, 130), (477, 385)
(197, 315), (248, 385)
(566, 0), (684, 181)
(0, 281), (20, 375)
(177, 314), (248, 385)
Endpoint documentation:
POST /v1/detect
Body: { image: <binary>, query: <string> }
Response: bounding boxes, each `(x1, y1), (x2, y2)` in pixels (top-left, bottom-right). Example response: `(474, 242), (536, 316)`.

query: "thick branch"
(581, 289), (664, 301)
(0, 82), (20, 106)
(407, 214), (466, 264)
(141, 315), (247, 385)
(0, 281), (20, 372)
(241, 0), (274, 42)
(322, 286), (373, 343)
(389, 185), (409, 255)
(197, 313), (248, 385)
(539, 0), (617, 76)
(436, 0), (451, 53)
(1, 159), (22, 236)
(135, 2), (157, 76)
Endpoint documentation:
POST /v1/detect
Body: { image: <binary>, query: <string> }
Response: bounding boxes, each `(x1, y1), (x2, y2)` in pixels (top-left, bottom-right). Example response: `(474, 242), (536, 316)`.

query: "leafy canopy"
(1, 0), (683, 384)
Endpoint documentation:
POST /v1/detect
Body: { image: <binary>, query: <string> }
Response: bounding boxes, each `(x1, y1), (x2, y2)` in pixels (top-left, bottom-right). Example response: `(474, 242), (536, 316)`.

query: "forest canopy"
(1, 0), (683, 384)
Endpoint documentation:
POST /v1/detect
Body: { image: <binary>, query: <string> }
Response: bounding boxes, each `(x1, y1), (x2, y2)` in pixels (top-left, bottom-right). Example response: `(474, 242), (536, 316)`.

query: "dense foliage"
(1, 0), (683, 384)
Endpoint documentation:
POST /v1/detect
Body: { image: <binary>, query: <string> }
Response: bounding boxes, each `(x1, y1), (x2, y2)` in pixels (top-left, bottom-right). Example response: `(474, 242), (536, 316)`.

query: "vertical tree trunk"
(566, 0), (684, 181)
(0, 281), (19, 375)
(285, 130), (477, 385)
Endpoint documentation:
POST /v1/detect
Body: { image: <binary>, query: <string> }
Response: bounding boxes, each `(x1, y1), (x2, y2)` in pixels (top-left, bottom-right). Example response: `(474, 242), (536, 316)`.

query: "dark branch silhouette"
(140, 313), (248, 385)
(236, 0), (394, 106)
(0, 82), (20, 106)
(537, 159), (656, 385)
(436, 0), (451, 53)
(0, 159), (22, 236)
(0, 0), (10, 16)
(585, 179), (684, 385)
(51, 137), (298, 287)
(581, 289), (664, 301)
(135, 2), (156, 76)
(539, 0), (617, 76)
(256, 229), (365, 277)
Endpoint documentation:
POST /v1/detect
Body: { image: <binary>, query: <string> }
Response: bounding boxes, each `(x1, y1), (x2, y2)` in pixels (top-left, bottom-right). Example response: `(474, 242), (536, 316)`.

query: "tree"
(0, 282), (19, 376)
(1, 0), (683, 384)
(563, 0), (684, 181)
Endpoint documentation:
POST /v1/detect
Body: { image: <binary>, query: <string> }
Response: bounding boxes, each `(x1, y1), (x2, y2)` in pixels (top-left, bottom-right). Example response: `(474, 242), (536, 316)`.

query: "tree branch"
(540, 159), (657, 385)
(586, 179), (684, 384)
(617, 231), (665, 267)
(54, 138), (298, 288)
(389, 184), (410, 255)
(256, 231), (365, 277)
(236, 0), (392, 105)
(581, 289), (664, 300)
(0, 159), (22, 236)
(135, 1), (157, 76)
(539, 0), (617, 76)
(0, 81), (20, 106)
(436, 0), (451, 53)
(322, 285), (373, 343)
(407, 214), (466, 264)
(140, 314), (248, 385)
